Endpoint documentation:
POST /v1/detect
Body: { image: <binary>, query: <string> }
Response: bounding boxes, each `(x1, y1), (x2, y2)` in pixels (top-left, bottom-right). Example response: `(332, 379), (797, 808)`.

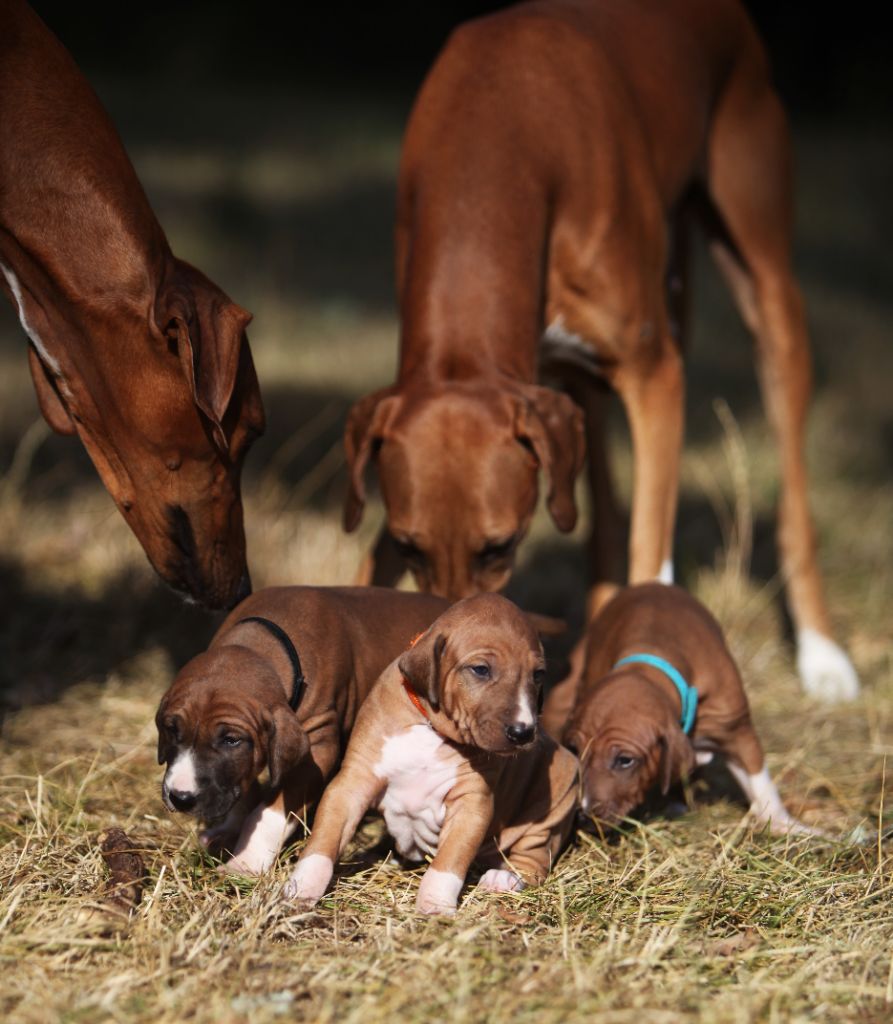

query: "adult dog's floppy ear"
(659, 728), (696, 795)
(27, 346), (76, 435)
(156, 259), (253, 452)
(267, 707), (310, 790)
(343, 387), (399, 532)
(397, 630), (447, 710)
(514, 386), (585, 532)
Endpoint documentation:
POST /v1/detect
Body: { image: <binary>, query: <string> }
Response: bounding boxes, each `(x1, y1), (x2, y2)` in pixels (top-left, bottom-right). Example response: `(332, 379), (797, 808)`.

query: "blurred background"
(1, 1), (891, 712)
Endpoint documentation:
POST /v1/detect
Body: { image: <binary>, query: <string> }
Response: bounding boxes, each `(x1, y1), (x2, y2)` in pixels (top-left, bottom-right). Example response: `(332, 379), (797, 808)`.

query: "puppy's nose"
(505, 721), (536, 746)
(169, 788), (198, 812)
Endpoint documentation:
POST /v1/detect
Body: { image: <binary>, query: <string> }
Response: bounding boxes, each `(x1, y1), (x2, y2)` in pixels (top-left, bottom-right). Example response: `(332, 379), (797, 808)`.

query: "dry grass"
(1, 86), (892, 1023)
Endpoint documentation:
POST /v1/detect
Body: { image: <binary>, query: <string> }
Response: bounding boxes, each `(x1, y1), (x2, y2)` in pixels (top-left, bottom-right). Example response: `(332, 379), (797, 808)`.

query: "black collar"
(237, 616), (307, 712)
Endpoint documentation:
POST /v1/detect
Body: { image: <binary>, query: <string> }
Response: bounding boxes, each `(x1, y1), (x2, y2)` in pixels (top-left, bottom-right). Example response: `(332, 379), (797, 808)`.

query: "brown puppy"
(554, 583), (817, 834)
(343, 0), (858, 701)
(285, 594), (579, 915)
(0, 0), (264, 609)
(156, 586), (448, 874)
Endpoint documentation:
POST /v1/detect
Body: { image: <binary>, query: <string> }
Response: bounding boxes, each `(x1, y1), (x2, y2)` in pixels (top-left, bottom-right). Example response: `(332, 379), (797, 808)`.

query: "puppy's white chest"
(374, 724), (458, 861)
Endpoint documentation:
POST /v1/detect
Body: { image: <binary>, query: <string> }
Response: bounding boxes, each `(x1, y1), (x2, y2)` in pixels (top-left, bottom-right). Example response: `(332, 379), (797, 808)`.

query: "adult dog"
(0, 0), (264, 609)
(343, 0), (857, 699)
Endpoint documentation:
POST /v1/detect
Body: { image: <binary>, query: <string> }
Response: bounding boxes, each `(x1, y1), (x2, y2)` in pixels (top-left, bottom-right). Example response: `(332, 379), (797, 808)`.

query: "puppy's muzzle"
(166, 787), (198, 813)
(505, 721), (536, 747)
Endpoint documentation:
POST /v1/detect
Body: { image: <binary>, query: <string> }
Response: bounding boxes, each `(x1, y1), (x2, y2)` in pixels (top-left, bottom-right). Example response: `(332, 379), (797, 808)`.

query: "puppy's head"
(155, 645), (309, 823)
(397, 593), (546, 754)
(565, 673), (696, 823)
(343, 381), (584, 600)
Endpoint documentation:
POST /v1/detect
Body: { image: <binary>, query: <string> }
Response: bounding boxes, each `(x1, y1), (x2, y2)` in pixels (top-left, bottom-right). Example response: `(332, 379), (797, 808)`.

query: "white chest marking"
(0, 259), (62, 376)
(165, 750), (198, 794)
(374, 724), (458, 861)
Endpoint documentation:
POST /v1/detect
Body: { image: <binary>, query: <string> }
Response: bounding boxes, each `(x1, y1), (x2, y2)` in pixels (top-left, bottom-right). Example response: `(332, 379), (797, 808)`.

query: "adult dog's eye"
(392, 535), (424, 563)
(477, 535), (516, 565)
(611, 753), (638, 771)
(468, 664), (491, 679)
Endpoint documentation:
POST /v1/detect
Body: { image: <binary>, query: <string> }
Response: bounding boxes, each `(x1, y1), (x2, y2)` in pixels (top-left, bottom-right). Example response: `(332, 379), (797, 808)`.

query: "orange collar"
(402, 676), (430, 720)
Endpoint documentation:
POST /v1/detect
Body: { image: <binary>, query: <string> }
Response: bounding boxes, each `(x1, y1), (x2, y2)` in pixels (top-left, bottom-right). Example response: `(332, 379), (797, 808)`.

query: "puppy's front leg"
(284, 770), (381, 905)
(723, 726), (823, 837)
(416, 791), (494, 915)
(221, 790), (301, 876)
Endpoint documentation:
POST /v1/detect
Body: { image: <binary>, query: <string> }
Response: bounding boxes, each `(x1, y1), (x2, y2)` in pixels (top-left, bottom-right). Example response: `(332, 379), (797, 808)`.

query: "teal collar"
(613, 653), (698, 734)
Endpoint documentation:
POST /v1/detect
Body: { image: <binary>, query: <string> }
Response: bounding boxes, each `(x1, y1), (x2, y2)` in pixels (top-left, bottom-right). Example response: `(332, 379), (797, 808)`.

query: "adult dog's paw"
(797, 629), (859, 703)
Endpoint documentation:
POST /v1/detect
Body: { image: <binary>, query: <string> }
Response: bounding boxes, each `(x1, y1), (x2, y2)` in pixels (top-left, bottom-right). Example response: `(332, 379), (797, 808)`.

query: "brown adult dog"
(0, 0), (264, 609)
(343, 0), (858, 700)
(156, 586), (448, 874)
(549, 583), (818, 834)
(285, 594), (579, 915)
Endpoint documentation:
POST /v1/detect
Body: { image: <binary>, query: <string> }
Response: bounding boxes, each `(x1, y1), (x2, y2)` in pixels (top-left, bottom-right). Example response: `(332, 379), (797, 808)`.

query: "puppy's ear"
(343, 387), (399, 532)
(397, 631), (447, 710)
(514, 386), (585, 532)
(524, 612), (566, 638)
(154, 698), (171, 765)
(155, 259), (255, 452)
(267, 706), (310, 790)
(658, 728), (696, 795)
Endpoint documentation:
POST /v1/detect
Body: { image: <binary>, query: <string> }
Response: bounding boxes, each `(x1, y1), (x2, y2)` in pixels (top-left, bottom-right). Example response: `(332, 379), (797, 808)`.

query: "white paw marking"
(284, 853), (333, 904)
(797, 628), (860, 703)
(374, 724), (457, 861)
(223, 803), (291, 875)
(416, 868), (463, 915)
(0, 259), (62, 376)
(727, 763), (823, 837)
(478, 868), (524, 893)
(164, 750), (198, 795)
(657, 559), (674, 585)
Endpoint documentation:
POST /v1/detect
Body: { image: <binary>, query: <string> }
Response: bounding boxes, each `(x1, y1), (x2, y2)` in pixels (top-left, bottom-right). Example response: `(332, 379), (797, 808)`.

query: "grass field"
(0, 80), (891, 1023)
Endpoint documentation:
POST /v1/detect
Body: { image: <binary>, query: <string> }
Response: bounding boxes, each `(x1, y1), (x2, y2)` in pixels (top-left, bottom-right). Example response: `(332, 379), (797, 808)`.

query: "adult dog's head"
(343, 380), (584, 600)
(564, 671), (696, 823)
(155, 644), (308, 824)
(398, 593), (546, 753)
(25, 258), (265, 610)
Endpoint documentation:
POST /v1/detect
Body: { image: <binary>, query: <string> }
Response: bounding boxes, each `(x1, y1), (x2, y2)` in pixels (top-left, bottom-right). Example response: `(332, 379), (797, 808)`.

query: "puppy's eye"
(468, 664), (491, 680)
(392, 535), (424, 563)
(564, 740), (579, 757)
(477, 535), (517, 565)
(221, 735), (245, 748)
(533, 669), (546, 687)
(164, 718), (181, 741)
(611, 753), (638, 771)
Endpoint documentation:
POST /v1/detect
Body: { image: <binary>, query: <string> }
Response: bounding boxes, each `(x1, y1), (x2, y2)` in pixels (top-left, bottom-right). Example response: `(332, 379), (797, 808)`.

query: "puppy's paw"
(283, 853), (333, 906)
(415, 868), (462, 916)
(477, 869), (524, 893)
(797, 629), (859, 703)
(217, 852), (271, 877)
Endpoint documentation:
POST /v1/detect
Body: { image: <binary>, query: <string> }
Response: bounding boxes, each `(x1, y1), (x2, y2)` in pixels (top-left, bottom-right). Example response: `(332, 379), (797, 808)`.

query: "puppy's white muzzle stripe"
(165, 750), (198, 794)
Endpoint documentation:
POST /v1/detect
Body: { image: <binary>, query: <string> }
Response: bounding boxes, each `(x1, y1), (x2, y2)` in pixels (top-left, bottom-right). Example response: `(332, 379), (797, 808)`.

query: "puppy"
(155, 586), (448, 874)
(284, 594), (579, 915)
(559, 583), (818, 835)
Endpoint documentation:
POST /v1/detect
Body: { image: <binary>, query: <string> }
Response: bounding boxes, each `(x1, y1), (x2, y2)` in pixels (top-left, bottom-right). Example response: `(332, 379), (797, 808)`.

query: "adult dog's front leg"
(616, 342), (684, 586)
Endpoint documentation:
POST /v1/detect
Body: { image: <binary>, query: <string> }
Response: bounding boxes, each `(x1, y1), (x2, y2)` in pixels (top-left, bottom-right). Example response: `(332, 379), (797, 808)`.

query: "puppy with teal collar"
(549, 583), (819, 834)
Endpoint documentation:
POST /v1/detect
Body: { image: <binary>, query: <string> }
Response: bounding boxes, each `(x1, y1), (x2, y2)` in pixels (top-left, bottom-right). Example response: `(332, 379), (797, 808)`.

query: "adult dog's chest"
(373, 724), (460, 861)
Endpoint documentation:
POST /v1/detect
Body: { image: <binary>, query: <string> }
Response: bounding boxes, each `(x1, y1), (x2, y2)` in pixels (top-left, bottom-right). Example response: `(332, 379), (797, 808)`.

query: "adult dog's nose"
(169, 788), (198, 812)
(505, 721), (536, 746)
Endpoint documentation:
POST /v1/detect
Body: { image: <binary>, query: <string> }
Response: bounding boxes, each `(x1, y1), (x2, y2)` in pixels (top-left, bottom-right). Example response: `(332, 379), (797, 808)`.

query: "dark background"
(30, 1), (891, 118)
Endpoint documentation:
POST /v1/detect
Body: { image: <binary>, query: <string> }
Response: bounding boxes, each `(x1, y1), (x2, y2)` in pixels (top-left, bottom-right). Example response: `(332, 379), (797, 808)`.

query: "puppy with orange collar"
(554, 583), (818, 834)
(155, 586), (448, 875)
(284, 594), (579, 915)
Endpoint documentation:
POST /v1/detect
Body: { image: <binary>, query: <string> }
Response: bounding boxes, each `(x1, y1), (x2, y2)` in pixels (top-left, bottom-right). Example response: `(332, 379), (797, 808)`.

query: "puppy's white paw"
(416, 868), (462, 915)
(478, 869), (524, 893)
(283, 853), (333, 905)
(797, 629), (859, 703)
